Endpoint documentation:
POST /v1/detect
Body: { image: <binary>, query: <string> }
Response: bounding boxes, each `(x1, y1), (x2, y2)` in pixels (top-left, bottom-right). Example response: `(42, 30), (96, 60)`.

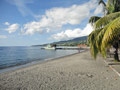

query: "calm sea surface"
(0, 46), (80, 70)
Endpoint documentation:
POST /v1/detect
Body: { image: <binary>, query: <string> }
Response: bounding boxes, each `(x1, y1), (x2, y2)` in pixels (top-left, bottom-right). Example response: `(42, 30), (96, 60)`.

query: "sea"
(0, 46), (81, 72)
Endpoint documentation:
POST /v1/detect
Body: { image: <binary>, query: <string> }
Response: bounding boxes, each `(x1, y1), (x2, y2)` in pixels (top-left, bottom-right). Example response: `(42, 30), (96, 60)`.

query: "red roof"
(77, 45), (87, 47)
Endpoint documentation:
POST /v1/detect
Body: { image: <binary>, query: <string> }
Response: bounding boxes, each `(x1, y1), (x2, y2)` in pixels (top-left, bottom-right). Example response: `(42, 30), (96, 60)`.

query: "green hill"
(32, 36), (88, 46)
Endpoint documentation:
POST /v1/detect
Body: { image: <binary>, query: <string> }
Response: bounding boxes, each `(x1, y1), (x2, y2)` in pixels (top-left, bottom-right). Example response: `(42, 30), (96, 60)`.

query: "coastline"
(0, 49), (85, 74)
(0, 50), (120, 90)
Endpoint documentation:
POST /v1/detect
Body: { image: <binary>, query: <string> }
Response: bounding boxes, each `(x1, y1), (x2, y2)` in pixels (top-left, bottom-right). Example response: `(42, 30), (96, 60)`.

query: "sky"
(0, 0), (104, 46)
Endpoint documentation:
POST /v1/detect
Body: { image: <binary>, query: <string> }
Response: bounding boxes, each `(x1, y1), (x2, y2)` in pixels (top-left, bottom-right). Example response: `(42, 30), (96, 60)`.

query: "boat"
(43, 44), (56, 50)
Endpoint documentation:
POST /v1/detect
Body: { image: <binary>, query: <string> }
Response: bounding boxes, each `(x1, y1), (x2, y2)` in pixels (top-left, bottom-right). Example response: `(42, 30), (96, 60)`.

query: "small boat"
(43, 44), (56, 50)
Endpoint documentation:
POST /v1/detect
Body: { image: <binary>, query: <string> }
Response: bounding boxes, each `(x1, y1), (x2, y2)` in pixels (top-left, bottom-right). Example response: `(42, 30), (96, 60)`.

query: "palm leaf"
(95, 12), (120, 29)
(95, 24), (112, 57)
(88, 29), (101, 58)
(96, 29), (106, 52)
(89, 16), (101, 26)
(106, 0), (115, 14)
(99, 0), (106, 6)
(106, 0), (120, 13)
(99, 0), (107, 15)
(101, 17), (120, 57)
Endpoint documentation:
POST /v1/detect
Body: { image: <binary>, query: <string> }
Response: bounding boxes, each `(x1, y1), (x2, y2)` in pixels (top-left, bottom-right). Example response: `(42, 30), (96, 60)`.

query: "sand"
(0, 50), (120, 90)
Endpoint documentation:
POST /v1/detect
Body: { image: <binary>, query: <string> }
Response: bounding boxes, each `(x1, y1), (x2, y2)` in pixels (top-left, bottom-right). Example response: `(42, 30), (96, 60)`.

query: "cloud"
(80, 24), (93, 36)
(50, 29), (82, 41)
(4, 22), (10, 25)
(94, 4), (104, 15)
(5, 24), (19, 33)
(22, 0), (97, 35)
(50, 24), (93, 41)
(0, 35), (7, 39)
(6, 0), (36, 18)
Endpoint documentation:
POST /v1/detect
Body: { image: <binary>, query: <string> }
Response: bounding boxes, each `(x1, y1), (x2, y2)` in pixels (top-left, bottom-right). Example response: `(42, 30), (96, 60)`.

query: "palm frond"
(106, 0), (115, 14)
(96, 26), (108, 52)
(95, 12), (120, 29)
(95, 24), (111, 58)
(106, 0), (120, 13)
(98, 0), (107, 15)
(99, 0), (106, 6)
(88, 29), (101, 58)
(101, 17), (120, 57)
(89, 16), (101, 26)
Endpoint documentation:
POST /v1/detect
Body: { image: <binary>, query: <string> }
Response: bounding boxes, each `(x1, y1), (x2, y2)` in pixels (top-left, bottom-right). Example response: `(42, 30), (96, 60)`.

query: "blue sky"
(0, 0), (103, 46)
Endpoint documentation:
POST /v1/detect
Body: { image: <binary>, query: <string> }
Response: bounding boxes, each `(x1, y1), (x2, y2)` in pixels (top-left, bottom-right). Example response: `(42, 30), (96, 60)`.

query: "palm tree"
(98, 0), (120, 14)
(88, 0), (120, 61)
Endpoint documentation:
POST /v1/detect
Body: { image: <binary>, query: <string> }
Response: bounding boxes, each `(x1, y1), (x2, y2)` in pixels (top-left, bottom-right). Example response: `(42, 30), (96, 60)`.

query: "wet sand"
(0, 50), (120, 90)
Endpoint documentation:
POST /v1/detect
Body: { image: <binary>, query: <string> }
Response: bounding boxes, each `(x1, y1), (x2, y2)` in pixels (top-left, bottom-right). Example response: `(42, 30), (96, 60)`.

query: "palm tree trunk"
(114, 48), (120, 62)
(113, 42), (120, 62)
(114, 46), (120, 62)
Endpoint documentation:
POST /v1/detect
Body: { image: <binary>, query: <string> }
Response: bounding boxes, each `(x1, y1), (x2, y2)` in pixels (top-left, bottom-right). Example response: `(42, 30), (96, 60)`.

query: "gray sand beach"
(0, 50), (120, 90)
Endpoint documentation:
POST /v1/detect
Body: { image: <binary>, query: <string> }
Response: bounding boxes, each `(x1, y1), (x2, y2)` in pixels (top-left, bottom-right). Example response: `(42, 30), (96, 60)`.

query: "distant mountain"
(32, 36), (88, 46)
(52, 36), (88, 44)
(70, 36), (88, 41)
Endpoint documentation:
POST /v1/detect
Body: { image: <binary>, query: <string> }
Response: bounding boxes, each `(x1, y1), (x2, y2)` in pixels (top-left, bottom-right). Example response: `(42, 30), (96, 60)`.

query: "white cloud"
(50, 24), (93, 41)
(22, 0), (97, 35)
(6, 0), (36, 18)
(94, 4), (104, 15)
(4, 22), (10, 25)
(5, 24), (19, 33)
(0, 35), (7, 39)
(50, 28), (82, 41)
(80, 24), (93, 36)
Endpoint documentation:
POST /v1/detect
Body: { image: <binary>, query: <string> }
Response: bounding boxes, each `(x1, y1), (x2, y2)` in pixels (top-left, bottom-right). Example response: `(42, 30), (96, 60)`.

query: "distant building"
(77, 45), (87, 47)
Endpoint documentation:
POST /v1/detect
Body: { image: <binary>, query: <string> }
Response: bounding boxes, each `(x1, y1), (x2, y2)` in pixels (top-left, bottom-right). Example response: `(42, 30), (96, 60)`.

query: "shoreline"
(0, 50), (120, 90)
(0, 49), (86, 74)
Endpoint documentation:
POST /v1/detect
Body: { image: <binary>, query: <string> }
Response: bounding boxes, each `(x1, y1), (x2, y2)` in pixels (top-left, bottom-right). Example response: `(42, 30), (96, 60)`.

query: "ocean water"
(0, 46), (80, 70)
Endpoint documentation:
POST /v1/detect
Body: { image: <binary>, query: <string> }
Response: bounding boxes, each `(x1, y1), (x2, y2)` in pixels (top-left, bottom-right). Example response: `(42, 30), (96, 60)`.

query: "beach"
(0, 50), (120, 90)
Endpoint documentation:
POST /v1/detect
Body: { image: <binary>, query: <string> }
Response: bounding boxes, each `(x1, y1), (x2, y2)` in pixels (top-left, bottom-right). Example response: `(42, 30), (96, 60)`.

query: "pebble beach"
(0, 50), (120, 90)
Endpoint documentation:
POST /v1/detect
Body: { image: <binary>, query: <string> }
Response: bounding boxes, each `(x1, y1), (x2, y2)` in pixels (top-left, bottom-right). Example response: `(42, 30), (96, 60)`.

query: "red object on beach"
(77, 45), (87, 47)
